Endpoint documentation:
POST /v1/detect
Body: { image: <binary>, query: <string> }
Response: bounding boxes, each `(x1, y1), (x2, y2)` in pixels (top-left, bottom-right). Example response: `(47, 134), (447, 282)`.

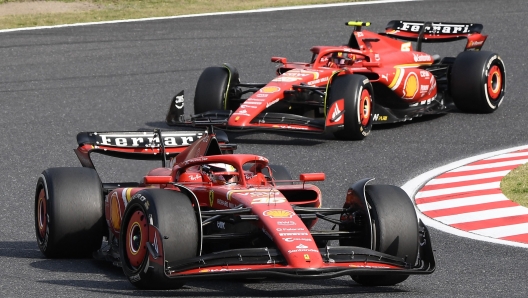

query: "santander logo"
(331, 104), (342, 122)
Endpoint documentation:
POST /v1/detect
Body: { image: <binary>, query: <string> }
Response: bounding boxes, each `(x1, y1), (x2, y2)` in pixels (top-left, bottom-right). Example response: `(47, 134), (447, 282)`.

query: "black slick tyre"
(194, 66), (235, 113)
(351, 185), (419, 286)
(34, 167), (105, 258)
(450, 51), (506, 113)
(327, 74), (373, 140)
(119, 189), (198, 290)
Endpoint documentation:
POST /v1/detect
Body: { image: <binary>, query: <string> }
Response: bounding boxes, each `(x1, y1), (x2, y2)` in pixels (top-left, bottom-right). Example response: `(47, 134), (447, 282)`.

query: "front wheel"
(194, 65), (239, 113)
(450, 51), (506, 113)
(119, 189), (199, 290)
(351, 185), (419, 286)
(326, 74), (374, 140)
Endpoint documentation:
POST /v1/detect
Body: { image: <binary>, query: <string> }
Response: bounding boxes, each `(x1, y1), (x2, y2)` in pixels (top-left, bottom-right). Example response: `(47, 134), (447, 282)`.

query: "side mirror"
(299, 173), (325, 182)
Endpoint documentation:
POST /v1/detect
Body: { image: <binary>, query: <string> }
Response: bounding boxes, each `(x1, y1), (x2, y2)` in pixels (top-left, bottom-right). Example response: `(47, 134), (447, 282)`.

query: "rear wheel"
(351, 185), (418, 286)
(450, 51), (506, 113)
(327, 74), (373, 140)
(34, 167), (104, 258)
(194, 65), (239, 113)
(119, 189), (199, 290)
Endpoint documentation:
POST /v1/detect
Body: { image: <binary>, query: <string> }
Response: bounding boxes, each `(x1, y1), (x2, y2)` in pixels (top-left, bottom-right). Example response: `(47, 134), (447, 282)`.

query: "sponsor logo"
(307, 76), (328, 86)
(487, 55), (498, 70)
(277, 220), (296, 225)
(304, 254), (310, 260)
(179, 156), (208, 166)
(256, 93), (269, 98)
(173, 94), (184, 109)
(399, 22), (470, 34)
(153, 231), (159, 255)
(266, 99), (280, 108)
(240, 104), (257, 109)
(374, 54), (380, 61)
(401, 42), (411, 51)
(402, 72), (419, 99)
(287, 243), (319, 254)
(468, 40), (484, 47)
(244, 101), (262, 105)
(282, 237), (312, 242)
(413, 53), (431, 62)
(279, 232), (309, 236)
(272, 77), (302, 82)
(233, 109), (250, 116)
(217, 221), (225, 229)
(260, 86), (281, 93)
(95, 132), (200, 148)
(263, 209), (295, 218)
(331, 103), (342, 122)
(209, 190), (214, 207)
(276, 228), (305, 231)
(251, 197), (287, 204)
(373, 114), (388, 121)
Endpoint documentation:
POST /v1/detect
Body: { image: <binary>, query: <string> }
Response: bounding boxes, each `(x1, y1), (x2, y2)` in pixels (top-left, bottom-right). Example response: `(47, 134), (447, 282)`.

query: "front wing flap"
(155, 220), (435, 281)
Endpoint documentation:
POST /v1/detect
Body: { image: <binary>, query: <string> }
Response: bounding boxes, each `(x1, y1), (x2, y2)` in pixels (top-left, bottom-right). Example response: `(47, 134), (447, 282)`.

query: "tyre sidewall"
(35, 168), (104, 258)
(119, 189), (198, 289)
(327, 74), (374, 140)
(450, 51), (506, 113)
(194, 66), (230, 113)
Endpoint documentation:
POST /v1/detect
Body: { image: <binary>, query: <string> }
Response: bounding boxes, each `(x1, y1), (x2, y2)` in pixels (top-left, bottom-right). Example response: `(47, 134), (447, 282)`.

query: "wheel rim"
(125, 210), (148, 268)
(487, 65), (502, 100)
(359, 89), (372, 126)
(37, 189), (47, 240)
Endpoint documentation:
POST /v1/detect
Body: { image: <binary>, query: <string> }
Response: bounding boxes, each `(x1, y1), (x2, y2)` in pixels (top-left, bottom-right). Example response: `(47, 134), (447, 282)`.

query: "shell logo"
(109, 192), (122, 231)
(260, 86), (281, 93)
(402, 72), (418, 99)
(263, 209), (294, 218)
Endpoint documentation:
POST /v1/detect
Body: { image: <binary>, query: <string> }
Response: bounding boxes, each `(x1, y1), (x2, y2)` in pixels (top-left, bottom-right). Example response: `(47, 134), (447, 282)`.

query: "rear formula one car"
(166, 20), (506, 140)
(34, 128), (435, 289)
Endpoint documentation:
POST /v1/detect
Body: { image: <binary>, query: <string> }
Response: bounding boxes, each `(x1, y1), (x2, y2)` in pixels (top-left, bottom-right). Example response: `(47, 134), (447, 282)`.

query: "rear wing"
(383, 20), (487, 51)
(74, 129), (235, 169)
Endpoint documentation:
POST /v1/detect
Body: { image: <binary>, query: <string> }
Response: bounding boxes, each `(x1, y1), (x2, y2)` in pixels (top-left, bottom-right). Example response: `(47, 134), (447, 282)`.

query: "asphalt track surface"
(1, 0), (527, 297)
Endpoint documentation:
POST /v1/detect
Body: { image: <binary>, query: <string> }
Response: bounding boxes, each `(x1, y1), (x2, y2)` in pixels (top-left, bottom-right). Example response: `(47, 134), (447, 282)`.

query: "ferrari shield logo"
(209, 190), (214, 207)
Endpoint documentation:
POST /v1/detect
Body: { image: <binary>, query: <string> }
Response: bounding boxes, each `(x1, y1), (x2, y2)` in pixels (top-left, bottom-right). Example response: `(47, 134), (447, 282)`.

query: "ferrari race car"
(166, 20), (506, 140)
(34, 128), (434, 289)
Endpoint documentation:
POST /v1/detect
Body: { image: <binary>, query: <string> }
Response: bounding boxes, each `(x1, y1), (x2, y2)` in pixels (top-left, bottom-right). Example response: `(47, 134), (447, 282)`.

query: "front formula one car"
(34, 128), (434, 289)
(167, 20), (505, 140)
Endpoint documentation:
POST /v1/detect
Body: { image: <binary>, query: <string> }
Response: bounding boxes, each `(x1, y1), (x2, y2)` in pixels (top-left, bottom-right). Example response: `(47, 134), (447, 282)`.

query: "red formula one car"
(34, 128), (434, 289)
(166, 20), (506, 140)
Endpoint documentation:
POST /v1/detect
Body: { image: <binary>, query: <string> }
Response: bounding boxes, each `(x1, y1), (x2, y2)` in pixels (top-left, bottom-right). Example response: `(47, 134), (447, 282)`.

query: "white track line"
(0, 0), (421, 33)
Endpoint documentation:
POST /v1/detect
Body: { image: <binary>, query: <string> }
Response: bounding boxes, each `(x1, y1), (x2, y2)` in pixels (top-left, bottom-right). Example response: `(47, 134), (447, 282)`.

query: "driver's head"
(203, 163), (238, 184)
(330, 52), (354, 66)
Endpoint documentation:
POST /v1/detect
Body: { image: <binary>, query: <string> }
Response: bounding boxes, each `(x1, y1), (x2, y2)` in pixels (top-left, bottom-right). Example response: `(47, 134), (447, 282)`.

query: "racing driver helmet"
(328, 52), (355, 67)
(203, 163), (238, 184)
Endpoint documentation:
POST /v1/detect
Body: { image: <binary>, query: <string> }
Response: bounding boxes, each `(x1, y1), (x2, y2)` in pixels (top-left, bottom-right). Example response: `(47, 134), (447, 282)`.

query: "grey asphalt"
(1, 0), (527, 297)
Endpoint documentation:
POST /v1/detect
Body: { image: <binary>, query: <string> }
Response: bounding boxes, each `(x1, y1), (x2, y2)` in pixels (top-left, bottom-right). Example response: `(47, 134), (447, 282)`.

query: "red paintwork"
(224, 27), (443, 131)
(103, 132), (326, 269)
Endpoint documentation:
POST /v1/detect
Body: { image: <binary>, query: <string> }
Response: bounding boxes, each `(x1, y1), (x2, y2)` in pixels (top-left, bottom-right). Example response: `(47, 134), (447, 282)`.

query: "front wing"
(152, 220), (435, 281)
